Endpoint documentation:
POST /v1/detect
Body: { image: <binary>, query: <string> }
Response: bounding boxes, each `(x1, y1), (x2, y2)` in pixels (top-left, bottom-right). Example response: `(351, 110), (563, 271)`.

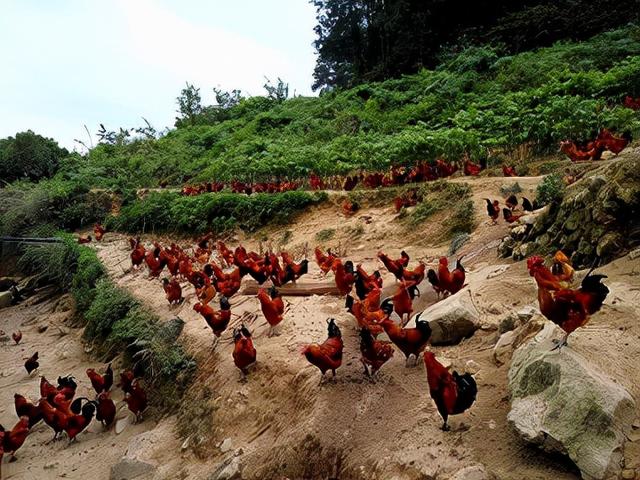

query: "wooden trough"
(241, 279), (340, 296)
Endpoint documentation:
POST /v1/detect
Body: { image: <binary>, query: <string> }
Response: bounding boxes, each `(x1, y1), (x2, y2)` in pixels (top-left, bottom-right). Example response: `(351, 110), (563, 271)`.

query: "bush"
(536, 173), (566, 206)
(17, 235), (79, 290)
(72, 248), (106, 312)
(0, 130), (68, 182)
(84, 279), (137, 340)
(448, 200), (477, 235)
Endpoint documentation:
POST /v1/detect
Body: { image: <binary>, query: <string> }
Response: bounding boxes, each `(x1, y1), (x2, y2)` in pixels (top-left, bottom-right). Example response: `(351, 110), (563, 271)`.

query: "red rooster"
(232, 325), (257, 377)
(301, 318), (343, 384)
(257, 286), (285, 336)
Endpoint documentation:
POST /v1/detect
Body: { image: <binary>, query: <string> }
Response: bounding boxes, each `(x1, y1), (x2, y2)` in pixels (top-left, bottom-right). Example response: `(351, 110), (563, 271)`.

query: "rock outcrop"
(508, 324), (636, 480)
(499, 152), (640, 268)
(415, 290), (480, 345)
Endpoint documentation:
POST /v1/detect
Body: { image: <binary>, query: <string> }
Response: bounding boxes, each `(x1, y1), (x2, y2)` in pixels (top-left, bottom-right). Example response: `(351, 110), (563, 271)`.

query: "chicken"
(551, 250), (574, 284)
(505, 194), (518, 210)
(14, 393), (42, 428)
(118, 365), (145, 395)
(463, 159), (482, 176)
(359, 327), (394, 378)
(217, 241), (235, 267)
(125, 381), (148, 422)
(65, 398), (96, 442)
(345, 293), (385, 337)
(423, 352), (477, 431)
(502, 165), (517, 177)
(484, 199), (500, 224)
(144, 245), (166, 278)
(315, 247), (337, 274)
(332, 259), (356, 296)
(196, 281), (216, 306)
(130, 237), (146, 270)
(24, 352), (39, 375)
(342, 199), (360, 216)
(86, 363), (113, 394)
(194, 297), (232, 339)
(624, 96), (640, 110)
(391, 281), (420, 326)
(354, 264), (383, 300)
(402, 262), (426, 285)
(527, 255), (564, 291)
(301, 318), (343, 383)
(95, 392), (116, 428)
(77, 234), (92, 244)
(39, 398), (68, 441)
(162, 278), (184, 305)
(380, 307), (432, 367)
(596, 128), (632, 155)
(93, 223), (106, 241)
(281, 252), (309, 283)
(12, 330), (22, 345)
(0, 416), (30, 460)
(502, 207), (523, 223)
(232, 325), (257, 377)
(536, 267), (609, 349)
(257, 286), (285, 336)
(377, 251), (410, 281)
(427, 257), (466, 298)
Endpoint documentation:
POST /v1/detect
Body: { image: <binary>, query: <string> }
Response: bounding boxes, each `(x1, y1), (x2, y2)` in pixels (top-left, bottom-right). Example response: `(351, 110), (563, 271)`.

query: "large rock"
(208, 456), (242, 480)
(508, 324), (636, 480)
(0, 291), (11, 309)
(416, 290), (480, 345)
(110, 431), (160, 480)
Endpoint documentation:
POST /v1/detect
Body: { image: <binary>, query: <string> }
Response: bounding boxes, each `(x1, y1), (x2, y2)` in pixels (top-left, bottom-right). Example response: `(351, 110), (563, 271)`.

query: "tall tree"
(0, 130), (68, 183)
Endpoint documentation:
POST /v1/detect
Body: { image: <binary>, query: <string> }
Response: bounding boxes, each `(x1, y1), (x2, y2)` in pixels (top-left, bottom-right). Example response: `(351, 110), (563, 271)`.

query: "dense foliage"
(0, 130), (68, 183)
(37, 25), (640, 193)
(107, 190), (327, 234)
(311, 0), (640, 89)
(14, 236), (195, 407)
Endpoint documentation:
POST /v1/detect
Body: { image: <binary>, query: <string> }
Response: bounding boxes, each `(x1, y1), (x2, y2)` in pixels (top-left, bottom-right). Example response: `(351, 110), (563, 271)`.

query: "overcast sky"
(0, 0), (318, 150)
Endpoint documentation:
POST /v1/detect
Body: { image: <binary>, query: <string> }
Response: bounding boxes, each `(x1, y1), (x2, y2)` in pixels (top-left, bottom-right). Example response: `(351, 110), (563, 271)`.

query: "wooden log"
(241, 279), (340, 296)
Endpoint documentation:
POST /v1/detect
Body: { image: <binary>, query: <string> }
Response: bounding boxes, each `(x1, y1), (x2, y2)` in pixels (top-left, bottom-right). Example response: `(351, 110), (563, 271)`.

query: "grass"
(500, 182), (522, 197)
(315, 228), (336, 242)
(536, 173), (566, 207)
(408, 181), (472, 227)
(14, 236), (195, 409)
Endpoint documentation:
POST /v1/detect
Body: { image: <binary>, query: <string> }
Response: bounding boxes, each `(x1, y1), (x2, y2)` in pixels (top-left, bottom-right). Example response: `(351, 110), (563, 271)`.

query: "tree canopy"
(0, 130), (68, 183)
(311, 0), (640, 90)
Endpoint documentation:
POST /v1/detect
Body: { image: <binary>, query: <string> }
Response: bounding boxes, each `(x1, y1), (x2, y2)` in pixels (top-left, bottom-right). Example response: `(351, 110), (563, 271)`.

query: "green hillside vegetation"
(1, 25), (639, 237)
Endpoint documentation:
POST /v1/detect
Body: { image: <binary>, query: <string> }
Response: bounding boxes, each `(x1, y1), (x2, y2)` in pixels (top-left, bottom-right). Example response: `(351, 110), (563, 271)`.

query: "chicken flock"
(7, 153), (618, 474)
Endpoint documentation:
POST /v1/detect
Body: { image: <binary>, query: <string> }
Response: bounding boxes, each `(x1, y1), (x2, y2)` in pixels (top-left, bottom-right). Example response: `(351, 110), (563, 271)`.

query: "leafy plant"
(536, 173), (566, 206)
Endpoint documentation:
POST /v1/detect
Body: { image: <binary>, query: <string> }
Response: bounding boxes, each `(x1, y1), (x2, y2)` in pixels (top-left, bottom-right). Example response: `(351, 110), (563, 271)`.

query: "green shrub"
(448, 200), (477, 235)
(17, 235), (79, 290)
(84, 279), (137, 340)
(72, 248), (106, 311)
(316, 228), (336, 242)
(536, 173), (566, 206)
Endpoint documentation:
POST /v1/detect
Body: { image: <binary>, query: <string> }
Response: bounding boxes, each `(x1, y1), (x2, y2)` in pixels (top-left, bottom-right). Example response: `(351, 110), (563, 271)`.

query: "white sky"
(0, 0), (318, 150)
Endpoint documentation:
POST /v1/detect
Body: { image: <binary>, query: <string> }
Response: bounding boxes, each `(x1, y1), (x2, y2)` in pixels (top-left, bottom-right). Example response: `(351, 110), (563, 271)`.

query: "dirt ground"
(2, 171), (639, 479)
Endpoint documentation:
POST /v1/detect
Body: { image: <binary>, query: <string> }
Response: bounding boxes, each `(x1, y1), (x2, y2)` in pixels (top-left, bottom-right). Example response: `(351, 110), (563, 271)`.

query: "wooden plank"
(241, 279), (340, 296)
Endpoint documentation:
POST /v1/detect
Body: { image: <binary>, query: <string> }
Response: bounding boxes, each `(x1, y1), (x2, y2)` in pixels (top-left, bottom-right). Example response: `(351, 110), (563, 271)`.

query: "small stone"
(629, 248), (640, 260)
(451, 465), (488, 480)
(44, 461), (59, 469)
(516, 306), (537, 323)
(37, 324), (48, 333)
(219, 438), (233, 453)
(234, 448), (243, 457)
(621, 469), (636, 479)
(465, 360), (480, 374)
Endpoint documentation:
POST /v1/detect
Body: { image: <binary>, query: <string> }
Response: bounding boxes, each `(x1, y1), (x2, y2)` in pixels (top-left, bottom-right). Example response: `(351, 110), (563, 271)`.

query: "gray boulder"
(416, 290), (480, 345)
(508, 324), (635, 480)
(110, 458), (155, 480)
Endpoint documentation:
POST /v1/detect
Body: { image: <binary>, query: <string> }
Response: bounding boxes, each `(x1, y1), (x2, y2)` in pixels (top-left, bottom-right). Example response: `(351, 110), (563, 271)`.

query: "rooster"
(484, 199), (500, 224)
(86, 363), (113, 394)
(342, 199), (360, 216)
(502, 208), (523, 223)
(0, 416), (30, 461)
(129, 237), (146, 270)
(281, 252), (309, 284)
(427, 257), (466, 298)
(624, 96), (640, 110)
(527, 256), (565, 291)
(560, 140), (597, 162)
(345, 294), (385, 337)
(232, 325), (257, 377)
(423, 352), (477, 431)
(463, 158), (482, 176)
(96, 392), (116, 428)
(332, 259), (356, 296)
(359, 327), (394, 378)
(380, 307), (432, 367)
(315, 247), (337, 275)
(596, 128), (632, 155)
(12, 330), (22, 345)
(402, 262), (426, 285)
(24, 352), (39, 375)
(144, 245), (166, 278)
(39, 398), (68, 442)
(536, 266), (609, 349)
(257, 286), (285, 337)
(66, 398), (97, 442)
(391, 281), (420, 326)
(162, 278), (184, 305)
(194, 297), (232, 339)
(354, 264), (383, 300)
(93, 223), (106, 241)
(378, 251), (410, 281)
(301, 318), (343, 384)
(77, 234), (92, 244)
(14, 394), (42, 428)
(125, 381), (148, 423)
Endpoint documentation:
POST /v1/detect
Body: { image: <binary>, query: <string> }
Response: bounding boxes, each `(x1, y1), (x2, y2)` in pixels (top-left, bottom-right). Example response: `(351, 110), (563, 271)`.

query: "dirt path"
(0, 290), (153, 480)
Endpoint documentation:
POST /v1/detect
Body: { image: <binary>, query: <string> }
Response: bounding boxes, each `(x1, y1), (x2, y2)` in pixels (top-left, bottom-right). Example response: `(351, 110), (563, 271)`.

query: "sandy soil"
(2, 172), (639, 479)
